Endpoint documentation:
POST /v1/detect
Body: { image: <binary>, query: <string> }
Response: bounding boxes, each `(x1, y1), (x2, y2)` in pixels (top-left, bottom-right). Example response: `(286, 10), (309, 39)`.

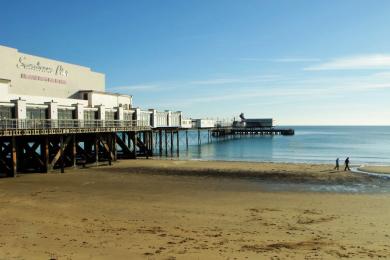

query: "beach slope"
(0, 160), (389, 259)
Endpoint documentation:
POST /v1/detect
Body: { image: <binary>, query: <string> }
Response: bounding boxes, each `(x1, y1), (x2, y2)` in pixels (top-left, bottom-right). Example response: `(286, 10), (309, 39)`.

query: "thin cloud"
(190, 75), (280, 85)
(271, 58), (321, 63)
(165, 72), (390, 107)
(108, 84), (175, 92)
(305, 54), (390, 71)
(239, 57), (320, 63)
(109, 84), (158, 91)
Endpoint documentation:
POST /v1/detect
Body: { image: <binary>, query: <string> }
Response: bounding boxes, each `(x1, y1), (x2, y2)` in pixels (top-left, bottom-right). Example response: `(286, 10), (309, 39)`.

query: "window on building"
(26, 108), (47, 120)
(0, 106), (13, 119)
(105, 111), (116, 121)
(124, 112), (133, 121)
(58, 109), (74, 120)
(84, 110), (97, 120)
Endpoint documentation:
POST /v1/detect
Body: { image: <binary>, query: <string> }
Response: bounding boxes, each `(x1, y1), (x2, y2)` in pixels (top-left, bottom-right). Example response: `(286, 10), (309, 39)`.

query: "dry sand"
(0, 159), (389, 259)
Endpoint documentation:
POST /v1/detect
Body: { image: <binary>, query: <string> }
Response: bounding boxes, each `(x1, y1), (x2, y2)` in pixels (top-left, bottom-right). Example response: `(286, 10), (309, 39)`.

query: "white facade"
(193, 119), (215, 128)
(171, 111), (182, 127)
(73, 90), (132, 109)
(0, 45), (104, 98)
(0, 44), (184, 128)
(153, 110), (169, 127)
(181, 119), (192, 128)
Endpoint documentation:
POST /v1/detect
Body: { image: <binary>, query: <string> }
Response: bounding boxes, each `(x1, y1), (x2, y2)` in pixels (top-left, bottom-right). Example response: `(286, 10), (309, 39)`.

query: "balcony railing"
(0, 119), (150, 130)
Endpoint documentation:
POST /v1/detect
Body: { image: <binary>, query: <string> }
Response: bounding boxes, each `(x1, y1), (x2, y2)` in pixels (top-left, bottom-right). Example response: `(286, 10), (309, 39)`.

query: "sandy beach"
(0, 159), (389, 259)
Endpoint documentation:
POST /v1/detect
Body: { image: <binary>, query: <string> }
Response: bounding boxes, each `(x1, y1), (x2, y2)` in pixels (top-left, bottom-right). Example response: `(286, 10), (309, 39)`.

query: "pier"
(0, 120), (295, 177)
(211, 127), (295, 137)
(0, 119), (153, 177)
(0, 45), (296, 178)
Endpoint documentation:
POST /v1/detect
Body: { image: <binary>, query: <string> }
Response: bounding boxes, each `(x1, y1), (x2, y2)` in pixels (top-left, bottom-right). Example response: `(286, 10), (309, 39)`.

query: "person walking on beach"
(334, 158), (339, 170)
(344, 157), (351, 171)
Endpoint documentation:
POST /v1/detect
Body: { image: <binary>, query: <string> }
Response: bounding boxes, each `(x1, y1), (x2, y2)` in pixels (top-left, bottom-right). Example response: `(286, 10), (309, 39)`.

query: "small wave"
(351, 167), (390, 179)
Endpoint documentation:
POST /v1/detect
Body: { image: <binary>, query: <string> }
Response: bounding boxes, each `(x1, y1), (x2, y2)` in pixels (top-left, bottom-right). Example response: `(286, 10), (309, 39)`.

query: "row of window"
(0, 106), (135, 120)
(0, 107), (179, 122)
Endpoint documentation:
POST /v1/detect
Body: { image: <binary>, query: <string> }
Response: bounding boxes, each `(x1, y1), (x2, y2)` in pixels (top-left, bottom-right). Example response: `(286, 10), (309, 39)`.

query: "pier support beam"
(11, 137), (17, 177)
(170, 131), (174, 156)
(60, 135), (65, 173)
(185, 130), (188, 149)
(176, 131), (179, 157)
(165, 131), (168, 156)
(159, 130), (163, 156)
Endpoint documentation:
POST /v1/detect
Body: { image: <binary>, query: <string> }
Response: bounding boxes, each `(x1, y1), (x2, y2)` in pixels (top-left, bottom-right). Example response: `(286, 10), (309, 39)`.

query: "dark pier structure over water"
(0, 120), (154, 177)
(212, 127), (295, 137)
(211, 114), (294, 137)
(0, 119), (295, 177)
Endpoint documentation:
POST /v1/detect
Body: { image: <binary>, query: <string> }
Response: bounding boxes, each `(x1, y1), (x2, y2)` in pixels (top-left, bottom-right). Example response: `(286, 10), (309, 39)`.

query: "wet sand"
(0, 159), (389, 259)
(359, 166), (390, 175)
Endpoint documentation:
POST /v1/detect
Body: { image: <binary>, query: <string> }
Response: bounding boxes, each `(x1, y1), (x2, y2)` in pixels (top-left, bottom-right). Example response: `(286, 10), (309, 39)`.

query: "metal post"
(198, 129), (201, 145)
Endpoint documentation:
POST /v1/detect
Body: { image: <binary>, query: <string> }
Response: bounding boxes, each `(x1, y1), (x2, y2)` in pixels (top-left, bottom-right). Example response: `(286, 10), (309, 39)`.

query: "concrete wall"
(194, 119), (215, 128)
(155, 111), (169, 127)
(5, 94), (88, 107)
(181, 119), (192, 128)
(171, 112), (181, 127)
(0, 45), (104, 99)
(0, 80), (10, 97)
(87, 92), (132, 108)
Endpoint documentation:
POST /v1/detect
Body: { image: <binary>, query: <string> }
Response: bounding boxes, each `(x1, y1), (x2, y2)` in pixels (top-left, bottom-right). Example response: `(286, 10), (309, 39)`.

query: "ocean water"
(178, 126), (390, 165)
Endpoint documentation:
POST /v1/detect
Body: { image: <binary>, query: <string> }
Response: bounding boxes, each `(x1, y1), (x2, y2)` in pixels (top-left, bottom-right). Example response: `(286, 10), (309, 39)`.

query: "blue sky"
(1, 0), (390, 125)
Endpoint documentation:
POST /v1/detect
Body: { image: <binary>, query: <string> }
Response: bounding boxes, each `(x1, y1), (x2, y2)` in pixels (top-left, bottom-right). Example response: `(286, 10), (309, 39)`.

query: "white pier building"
(0, 45), (182, 129)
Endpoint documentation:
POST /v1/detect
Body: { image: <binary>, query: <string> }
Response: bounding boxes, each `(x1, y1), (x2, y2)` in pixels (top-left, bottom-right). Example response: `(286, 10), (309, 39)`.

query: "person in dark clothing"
(344, 157), (351, 171)
(334, 158), (339, 170)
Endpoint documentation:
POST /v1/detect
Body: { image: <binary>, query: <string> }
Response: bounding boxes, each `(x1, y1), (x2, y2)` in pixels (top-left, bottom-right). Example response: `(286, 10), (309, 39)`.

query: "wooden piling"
(170, 131), (174, 156)
(95, 135), (99, 166)
(176, 131), (179, 156)
(185, 130), (188, 148)
(11, 136), (17, 177)
(60, 135), (65, 173)
(165, 130), (168, 156)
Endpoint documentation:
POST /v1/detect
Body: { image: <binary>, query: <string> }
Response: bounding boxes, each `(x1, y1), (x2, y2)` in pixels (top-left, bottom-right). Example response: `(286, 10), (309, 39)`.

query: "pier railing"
(0, 119), (150, 130)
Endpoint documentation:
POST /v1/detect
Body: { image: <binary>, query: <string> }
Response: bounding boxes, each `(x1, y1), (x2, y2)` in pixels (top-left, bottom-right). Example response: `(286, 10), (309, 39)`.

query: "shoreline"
(156, 156), (390, 170)
(88, 159), (379, 185)
(154, 157), (390, 178)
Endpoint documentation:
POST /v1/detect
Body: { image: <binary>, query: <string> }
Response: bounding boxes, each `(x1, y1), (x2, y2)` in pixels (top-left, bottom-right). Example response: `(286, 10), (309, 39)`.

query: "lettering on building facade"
(16, 56), (69, 77)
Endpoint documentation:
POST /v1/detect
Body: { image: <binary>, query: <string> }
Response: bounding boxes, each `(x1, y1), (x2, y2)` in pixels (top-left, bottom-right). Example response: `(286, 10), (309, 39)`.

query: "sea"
(179, 126), (390, 166)
(168, 126), (390, 193)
